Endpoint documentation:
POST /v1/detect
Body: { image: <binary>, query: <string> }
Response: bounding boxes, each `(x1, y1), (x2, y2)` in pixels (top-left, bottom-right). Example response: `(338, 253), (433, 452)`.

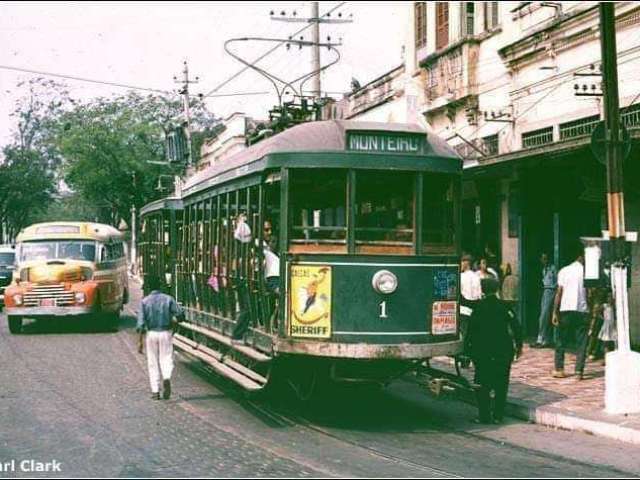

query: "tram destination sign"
(347, 131), (427, 155)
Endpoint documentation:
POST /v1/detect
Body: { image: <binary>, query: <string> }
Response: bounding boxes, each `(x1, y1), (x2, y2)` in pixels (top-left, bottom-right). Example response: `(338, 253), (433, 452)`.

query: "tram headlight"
(74, 292), (86, 304)
(372, 270), (398, 295)
(13, 294), (23, 306)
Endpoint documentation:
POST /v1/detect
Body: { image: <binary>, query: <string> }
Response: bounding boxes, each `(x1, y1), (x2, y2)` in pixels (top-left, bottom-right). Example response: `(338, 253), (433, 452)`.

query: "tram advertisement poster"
(431, 301), (457, 335)
(289, 265), (332, 339)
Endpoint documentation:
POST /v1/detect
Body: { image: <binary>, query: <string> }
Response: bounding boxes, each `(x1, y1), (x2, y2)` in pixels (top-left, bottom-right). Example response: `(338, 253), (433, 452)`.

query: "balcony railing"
(622, 103), (640, 129)
(559, 115), (600, 140)
(522, 126), (553, 149)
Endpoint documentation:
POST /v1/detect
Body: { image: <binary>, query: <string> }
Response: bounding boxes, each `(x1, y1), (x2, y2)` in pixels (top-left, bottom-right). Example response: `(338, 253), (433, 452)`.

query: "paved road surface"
(1, 304), (639, 478)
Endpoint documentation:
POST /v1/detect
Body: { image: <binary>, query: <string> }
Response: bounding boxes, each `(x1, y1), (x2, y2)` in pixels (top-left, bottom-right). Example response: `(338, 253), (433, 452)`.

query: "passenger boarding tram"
(139, 120), (463, 398)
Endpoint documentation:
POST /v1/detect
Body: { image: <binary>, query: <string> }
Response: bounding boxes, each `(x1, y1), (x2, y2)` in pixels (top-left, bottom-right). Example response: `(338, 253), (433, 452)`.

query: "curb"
(503, 399), (640, 446)
(431, 358), (640, 446)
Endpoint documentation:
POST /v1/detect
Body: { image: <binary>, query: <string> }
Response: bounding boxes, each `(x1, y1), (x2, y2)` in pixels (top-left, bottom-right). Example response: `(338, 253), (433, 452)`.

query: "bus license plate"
(40, 298), (55, 307)
(432, 301), (457, 335)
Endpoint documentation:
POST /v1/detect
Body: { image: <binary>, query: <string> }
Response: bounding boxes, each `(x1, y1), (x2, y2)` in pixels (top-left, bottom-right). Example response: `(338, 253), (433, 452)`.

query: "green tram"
(139, 120), (463, 397)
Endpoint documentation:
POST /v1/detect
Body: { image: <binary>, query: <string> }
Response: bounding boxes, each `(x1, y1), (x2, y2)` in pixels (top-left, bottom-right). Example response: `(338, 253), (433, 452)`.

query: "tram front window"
(423, 174), (456, 254)
(289, 169), (347, 253)
(355, 171), (414, 255)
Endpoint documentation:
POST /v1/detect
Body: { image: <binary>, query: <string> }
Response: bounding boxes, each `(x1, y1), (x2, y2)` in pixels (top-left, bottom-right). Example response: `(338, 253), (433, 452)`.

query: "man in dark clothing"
(466, 277), (523, 424)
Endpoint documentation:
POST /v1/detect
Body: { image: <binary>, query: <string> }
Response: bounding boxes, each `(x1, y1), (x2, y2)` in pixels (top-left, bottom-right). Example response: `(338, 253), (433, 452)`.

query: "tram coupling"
(412, 360), (475, 399)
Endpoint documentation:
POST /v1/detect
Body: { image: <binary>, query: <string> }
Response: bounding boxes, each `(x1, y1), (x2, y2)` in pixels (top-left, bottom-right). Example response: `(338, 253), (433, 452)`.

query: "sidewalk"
(433, 345), (640, 445)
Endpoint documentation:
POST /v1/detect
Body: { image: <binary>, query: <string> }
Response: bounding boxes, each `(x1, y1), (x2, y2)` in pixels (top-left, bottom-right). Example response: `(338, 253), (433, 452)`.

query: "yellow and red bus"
(4, 222), (129, 333)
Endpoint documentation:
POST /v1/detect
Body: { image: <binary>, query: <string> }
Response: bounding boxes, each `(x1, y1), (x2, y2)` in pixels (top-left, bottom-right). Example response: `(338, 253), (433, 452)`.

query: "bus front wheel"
(8, 316), (22, 334)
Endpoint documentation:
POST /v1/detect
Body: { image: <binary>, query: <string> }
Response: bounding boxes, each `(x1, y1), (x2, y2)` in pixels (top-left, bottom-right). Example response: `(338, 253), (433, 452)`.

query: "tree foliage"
(55, 92), (218, 227)
(1, 79), (219, 238)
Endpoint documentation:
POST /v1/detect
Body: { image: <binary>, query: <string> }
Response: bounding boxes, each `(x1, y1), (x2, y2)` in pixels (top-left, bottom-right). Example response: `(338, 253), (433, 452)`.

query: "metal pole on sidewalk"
(599, 1), (640, 415)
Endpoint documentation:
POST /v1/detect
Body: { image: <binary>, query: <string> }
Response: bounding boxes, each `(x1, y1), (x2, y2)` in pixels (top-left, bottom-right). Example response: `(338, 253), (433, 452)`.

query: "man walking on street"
(552, 245), (589, 380)
(532, 253), (557, 348)
(137, 275), (185, 400)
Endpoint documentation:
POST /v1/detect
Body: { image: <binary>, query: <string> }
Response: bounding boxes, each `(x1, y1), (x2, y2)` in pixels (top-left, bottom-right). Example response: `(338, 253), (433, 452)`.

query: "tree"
(55, 91), (218, 227)
(0, 78), (63, 241)
(0, 146), (56, 240)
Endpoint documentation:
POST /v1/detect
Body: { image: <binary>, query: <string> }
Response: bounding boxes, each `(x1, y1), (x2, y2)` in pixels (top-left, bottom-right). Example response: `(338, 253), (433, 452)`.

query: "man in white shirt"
(551, 245), (589, 379)
(459, 254), (482, 368)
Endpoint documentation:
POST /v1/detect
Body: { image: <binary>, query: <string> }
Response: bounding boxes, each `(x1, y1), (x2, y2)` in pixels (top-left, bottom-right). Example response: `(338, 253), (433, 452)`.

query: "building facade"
(350, 1), (640, 343)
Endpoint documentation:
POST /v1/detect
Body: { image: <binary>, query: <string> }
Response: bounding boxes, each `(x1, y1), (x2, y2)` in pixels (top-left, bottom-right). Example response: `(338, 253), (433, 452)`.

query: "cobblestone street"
(0, 282), (640, 477)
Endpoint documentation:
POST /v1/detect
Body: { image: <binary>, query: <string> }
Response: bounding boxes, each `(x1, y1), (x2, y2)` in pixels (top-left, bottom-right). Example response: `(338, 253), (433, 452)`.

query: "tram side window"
(289, 169), (347, 253)
(355, 171), (414, 255)
(423, 174), (456, 254)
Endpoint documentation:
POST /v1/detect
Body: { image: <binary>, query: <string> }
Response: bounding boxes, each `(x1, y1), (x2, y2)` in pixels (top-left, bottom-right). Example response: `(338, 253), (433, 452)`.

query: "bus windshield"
(19, 240), (97, 263)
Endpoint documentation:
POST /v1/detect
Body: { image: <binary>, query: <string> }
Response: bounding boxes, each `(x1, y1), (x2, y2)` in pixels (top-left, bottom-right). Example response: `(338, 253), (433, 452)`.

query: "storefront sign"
(289, 265), (332, 338)
(347, 132), (427, 154)
(431, 301), (457, 335)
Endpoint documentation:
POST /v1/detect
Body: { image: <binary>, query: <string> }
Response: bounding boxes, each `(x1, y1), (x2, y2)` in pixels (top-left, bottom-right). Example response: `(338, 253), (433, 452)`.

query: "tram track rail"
(181, 353), (638, 479)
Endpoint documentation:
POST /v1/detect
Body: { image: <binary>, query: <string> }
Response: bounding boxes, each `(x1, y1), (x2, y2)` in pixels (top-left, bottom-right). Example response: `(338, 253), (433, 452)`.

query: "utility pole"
(599, 1), (640, 415)
(310, 1), (321, 100)
(271, 3), (352, 102)
(174, 60), (199, 168)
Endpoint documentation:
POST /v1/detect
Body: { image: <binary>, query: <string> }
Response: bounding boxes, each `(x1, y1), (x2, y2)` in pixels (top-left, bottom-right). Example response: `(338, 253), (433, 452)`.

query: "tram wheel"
(8, 315), (22, 334)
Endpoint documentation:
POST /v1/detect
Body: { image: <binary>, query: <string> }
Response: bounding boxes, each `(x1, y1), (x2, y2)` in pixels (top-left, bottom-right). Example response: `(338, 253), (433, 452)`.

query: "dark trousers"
(554, 311), (588, 374)
(473, 357), (512, 422)
(231, 284), (252, 340)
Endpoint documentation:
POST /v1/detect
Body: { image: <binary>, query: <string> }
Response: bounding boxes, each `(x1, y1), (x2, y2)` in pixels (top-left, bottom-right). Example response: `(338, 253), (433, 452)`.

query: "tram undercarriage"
(173, 319), (466, 400)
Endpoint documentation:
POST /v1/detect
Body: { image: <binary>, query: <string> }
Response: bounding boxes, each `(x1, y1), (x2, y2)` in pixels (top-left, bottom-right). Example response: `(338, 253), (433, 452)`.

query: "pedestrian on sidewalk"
(532, 252), (557, 348)
(551, 245), (589, 380)
(466, 277), (523, 424)
(137, 275), (185, 400)
(500, 262), (520, 332)
(460, 253), (482, 368)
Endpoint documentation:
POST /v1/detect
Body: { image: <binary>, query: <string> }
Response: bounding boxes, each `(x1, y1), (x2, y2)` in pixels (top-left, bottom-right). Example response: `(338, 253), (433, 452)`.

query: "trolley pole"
(599, 2), (640, 415)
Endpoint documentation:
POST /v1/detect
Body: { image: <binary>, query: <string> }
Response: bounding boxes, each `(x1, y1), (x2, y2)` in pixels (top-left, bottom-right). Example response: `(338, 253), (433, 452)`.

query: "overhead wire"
(0, 64), (271, 99)
(198, 1), (348, 101)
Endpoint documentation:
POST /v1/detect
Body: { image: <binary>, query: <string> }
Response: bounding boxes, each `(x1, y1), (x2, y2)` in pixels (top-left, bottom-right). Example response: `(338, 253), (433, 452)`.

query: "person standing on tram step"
(137, 275), (185, 400)
(551, 244), (589, 380)
(460, 254), (482, 368)
(532, 253), (557, 349)
(466, 277), (523, 424)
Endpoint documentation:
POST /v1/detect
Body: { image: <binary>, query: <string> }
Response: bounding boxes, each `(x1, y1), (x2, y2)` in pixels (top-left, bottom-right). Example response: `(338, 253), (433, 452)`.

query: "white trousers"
(145, 330), (174, 393)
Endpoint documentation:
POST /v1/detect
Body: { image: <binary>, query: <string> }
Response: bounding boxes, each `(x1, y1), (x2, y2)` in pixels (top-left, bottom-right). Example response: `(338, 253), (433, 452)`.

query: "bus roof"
(182, 120), (460, 196)
(16, 222), (123, 243)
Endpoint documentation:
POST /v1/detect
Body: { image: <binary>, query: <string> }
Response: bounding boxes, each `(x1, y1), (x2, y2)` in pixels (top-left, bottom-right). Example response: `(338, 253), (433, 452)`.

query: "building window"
(522, 126), (554, 149)
(482, 134), (499, 156)
(484, 1), (500, 31)
(462, 2), (475, 37)
(436, 2), (449, 50)
(415, 2), (427, 49)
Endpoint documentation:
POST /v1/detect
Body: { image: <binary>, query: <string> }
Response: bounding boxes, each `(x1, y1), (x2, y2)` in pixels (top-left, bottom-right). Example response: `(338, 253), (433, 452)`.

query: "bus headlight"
(75, 292), (86, 304)
(372, 270), (398, 294)
(13, 294), (23, 306)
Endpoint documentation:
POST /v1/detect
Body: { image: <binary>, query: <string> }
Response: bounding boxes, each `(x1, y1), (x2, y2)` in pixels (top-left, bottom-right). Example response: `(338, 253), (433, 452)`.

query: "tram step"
(174, 335), (265, 391)
(174, 333), (268, 386)
(180, 321), (271, 362)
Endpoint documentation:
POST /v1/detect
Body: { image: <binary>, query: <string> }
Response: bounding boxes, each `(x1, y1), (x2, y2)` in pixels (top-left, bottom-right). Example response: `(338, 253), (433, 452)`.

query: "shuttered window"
(436, 2), (449, 50)
(415, 2), (427, 48)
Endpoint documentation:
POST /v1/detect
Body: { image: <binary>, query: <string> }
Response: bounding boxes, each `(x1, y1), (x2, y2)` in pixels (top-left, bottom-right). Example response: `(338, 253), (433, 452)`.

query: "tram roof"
(140, 196), (184, 216)
(182, 120), (461, 196)
(16, 222), (123, 243)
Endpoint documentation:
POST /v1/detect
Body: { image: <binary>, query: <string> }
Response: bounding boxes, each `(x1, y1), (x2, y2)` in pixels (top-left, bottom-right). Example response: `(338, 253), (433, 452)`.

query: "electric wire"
(198, 1), (348, 101)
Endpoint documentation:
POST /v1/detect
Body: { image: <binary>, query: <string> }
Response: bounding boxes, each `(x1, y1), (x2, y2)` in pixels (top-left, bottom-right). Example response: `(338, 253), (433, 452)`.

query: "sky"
(0, 1), (407, 145)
